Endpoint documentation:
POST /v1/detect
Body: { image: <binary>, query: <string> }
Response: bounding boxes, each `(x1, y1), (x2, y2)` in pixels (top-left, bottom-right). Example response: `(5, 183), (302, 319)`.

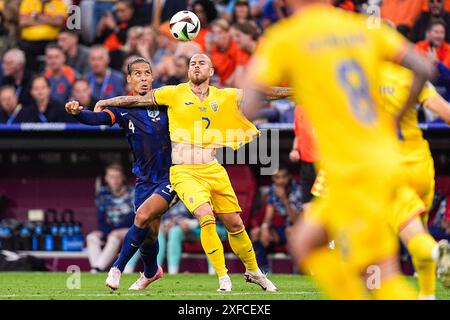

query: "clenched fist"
(65, 100), (83, 115)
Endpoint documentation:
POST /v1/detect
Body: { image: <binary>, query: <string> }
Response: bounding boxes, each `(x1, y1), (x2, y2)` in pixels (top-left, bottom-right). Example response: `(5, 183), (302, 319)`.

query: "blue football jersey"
(105, 105), (171, 184)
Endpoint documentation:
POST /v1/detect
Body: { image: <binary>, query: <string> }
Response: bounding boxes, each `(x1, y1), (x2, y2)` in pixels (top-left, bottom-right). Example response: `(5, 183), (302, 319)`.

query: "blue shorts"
(134, 180), (176, 210)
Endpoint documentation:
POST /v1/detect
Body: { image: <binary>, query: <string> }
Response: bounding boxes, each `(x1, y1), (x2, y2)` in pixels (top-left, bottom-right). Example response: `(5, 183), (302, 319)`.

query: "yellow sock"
(228, 227), (258, 273)
(302, 246), (368, 300)
(407, 233), (437, 298)
(199, 215), (228, 277)
(372, 275), (418, 300)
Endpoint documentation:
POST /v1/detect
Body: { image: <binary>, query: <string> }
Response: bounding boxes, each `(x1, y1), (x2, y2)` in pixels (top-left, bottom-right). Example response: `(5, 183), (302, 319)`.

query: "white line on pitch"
(0, 291), (319, 298)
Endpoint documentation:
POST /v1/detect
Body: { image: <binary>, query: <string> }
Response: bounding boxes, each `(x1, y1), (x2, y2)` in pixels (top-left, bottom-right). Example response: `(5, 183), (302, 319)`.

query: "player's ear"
(209, 67), (214, 77)
(127, 74), (132, 84)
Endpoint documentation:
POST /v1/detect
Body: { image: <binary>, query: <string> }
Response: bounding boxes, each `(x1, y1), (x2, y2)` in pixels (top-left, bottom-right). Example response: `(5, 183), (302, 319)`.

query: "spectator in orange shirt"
(43, 43), (75, 105)
(95, 0), (139, 52)
(289, 106), (319, 207)
(416, 18), (450, 68)
(232, 21), (260, 88)
(411, 0), (450, 43)
(206, 18), (248, 86)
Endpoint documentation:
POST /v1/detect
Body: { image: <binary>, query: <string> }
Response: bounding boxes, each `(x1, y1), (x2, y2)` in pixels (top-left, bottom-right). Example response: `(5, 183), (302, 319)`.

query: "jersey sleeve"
(248, 30), (288, 87)
(373, 23), (409, 64)
(418, 81), (439, 103)
(152, 86), (176, 107)
(103, 107), (121, 125)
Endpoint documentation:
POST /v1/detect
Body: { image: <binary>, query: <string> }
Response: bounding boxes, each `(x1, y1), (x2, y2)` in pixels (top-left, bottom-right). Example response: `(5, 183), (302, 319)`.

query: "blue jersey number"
(337, 60), (376, 124)
(202, 117), (211, 129)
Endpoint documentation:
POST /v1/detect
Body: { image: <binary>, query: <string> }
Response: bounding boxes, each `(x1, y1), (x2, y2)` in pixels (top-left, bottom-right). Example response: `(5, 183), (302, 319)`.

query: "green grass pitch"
(0, 272), (449, 300)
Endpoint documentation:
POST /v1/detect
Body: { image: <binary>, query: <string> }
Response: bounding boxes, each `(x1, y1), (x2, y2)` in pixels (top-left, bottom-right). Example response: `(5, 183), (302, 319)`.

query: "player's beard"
(190, 72), (208, 86)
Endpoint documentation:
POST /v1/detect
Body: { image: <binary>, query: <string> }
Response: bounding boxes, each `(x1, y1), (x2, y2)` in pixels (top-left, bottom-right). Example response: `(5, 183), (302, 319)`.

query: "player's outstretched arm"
(65, 100), (112, 125)
(424, 94), (450, 124)
(396, 47), (436, 123)
(263, 86), (293, 101)
(94, 92), (154, 111)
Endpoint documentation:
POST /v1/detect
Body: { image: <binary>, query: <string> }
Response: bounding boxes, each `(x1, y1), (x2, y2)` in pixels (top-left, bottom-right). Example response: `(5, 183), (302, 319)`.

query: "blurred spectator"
(137, 0), (188, 26)
(411, 0), (450, 43)
(1, 48), (34, 106)
(87, 163), (135, 272)
(192, 0), (219, 51)
(157, 201), (228, 275)
(428, 191), (450, 240)
(165, 55), (189, 85)
(152, 22), (201, 86)
(70, 78), (98, 110)
(87, 45), (125, 101)
(96, 0), (140, 52)
(251, 165), (303, 273)
(29, 75), (73, 122)
(261, 0), (290, 29)
(416, 19), (450, 68)
(206, 18), (248, 86)
(93, 0), (116, 32)
(231, 0), (253, 24)
(43, 43), (76, 105)
(289, 106), (319, 207)
(109, 25), (157, 71)
(0, 0), (21, 53)
(0, 85), (40, 123)
(18, 0), (67, 72)
(224, 0), (265, 22)
(381, 0), (424, 28)
(58, 29), (91, 77)
(232, 21), (260, 87)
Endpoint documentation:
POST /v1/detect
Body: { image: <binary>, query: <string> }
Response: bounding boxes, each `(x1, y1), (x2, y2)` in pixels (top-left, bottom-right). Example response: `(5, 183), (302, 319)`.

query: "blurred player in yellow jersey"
(242, 0), (436, 299)
(94, 54), (291, 292)
(379, 61), (450, 299)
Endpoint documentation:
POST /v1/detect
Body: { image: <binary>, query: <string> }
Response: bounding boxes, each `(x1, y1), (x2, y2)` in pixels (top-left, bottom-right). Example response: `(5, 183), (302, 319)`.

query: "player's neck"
(189, 81), (210, 101)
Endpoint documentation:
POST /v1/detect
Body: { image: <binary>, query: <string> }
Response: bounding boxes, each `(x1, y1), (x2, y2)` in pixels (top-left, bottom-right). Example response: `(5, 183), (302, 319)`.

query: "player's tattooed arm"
(94, 92), (155, 111)
(264, 86), (293, 101)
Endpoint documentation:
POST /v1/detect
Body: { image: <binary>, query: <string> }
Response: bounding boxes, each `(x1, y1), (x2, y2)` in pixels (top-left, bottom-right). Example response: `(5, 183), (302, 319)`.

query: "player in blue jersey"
(65, 57), (175, 291)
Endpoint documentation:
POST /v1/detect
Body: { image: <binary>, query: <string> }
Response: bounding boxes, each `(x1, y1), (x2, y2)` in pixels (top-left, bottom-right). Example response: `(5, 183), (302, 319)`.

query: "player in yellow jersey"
(379, 62), (450, 298)
(308, 53), (450, 299)
(94, 53), (291, 292)
(241, 0), (436, 299)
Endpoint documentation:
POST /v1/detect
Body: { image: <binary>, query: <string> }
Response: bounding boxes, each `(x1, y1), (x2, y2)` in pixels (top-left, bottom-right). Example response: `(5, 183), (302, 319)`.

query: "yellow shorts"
(306, 173), (400, 272)
(389, 153), (435, 233)
(169, 160), (242, 214)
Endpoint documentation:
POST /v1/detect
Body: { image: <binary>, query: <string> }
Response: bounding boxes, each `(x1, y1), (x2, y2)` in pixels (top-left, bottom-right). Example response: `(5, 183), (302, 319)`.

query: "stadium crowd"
(1, 0), (450, 124)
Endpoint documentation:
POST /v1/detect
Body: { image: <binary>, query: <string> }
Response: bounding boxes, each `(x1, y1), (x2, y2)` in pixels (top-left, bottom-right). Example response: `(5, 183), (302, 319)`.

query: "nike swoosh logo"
(207, 249), (219, 255)
(130, 243), (139, 248)
(121, 112), (128, 116)
(161, 190), (170, 195)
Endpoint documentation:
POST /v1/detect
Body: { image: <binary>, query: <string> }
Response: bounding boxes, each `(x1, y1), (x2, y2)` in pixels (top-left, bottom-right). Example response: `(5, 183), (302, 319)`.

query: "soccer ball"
(169, 11), (201, 41)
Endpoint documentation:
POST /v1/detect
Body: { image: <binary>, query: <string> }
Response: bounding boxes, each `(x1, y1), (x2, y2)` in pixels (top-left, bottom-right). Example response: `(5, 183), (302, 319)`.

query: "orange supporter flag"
(381, 0), (425, 27)
(416, 40), (450, 67)
(294, 106), (319, 163)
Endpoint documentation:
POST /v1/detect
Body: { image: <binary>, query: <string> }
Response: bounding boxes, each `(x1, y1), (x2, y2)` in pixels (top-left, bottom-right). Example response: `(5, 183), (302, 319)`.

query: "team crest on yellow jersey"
(210, 102), (219, 112)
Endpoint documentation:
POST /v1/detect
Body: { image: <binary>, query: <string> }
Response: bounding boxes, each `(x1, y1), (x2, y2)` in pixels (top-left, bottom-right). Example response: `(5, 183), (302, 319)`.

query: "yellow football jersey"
(379, 62), (438, 155)
(152, 83), (259, 150)
(250, 4), (408, 180)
